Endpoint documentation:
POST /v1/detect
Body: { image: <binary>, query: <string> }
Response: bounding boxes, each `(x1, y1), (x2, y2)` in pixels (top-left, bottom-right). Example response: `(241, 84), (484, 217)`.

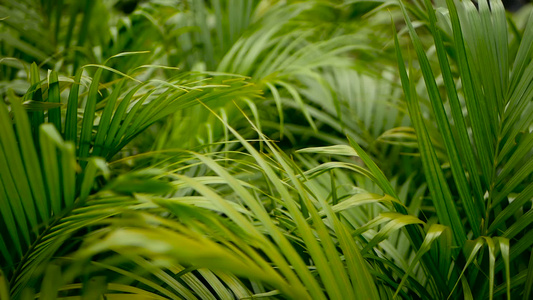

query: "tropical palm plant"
(390, 0), (533, 298)
(0, 0), (532, 299)
(0, 0), (168, 76)
(0, 58), (261, 298)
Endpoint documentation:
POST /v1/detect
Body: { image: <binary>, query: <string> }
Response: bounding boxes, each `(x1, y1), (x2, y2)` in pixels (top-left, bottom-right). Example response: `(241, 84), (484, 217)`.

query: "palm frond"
(394, 0), (533, 297)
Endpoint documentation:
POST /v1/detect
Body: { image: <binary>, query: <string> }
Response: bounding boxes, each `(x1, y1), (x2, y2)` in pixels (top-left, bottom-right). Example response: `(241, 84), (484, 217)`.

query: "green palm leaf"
(395, 0), (533, 297)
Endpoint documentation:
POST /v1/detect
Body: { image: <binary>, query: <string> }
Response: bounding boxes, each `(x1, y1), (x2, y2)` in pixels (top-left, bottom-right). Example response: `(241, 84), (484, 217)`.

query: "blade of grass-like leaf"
(51, 0), (63, 44)
(0, 145), (26, 256)
(502, 60), (533, 138)
(499, 61), (533, 157)
(120, 89), (174, 140)
(0, 269), (9, 300)
(496, 132), (533, 181)
(276, 81), (317, 132)
(324, 193), (401, 215)
(229, 0), (242, 44)
(448, 238), (484, 299)
(141, 85), (246, 127)
(181, 269), (219, 300)
(499, 229), (533, 271)
(61, 143), (76, 208)
(488, 182), (533, 233)
(64, 69), (83, 144)
(47, 70), (61, 132)
(303, 161), (377, 183)
(29, 63), (44, 141)
(362, 214), (424, 255)
(232, 26), (277, 75)
(0, 33), (48, 62)
(213, 272), (252, 299)
(461, 277), (474, 300)
(125, 254), (209, 300)
(217, 38), (245, 73)
(63, 0), (77, 50)
(489, 0), (508, 102)
(337, 223), (379, 298)
(243, 0), (253, 30)
(298, 145), (358, 157)
(102, 83), (147, 158)
(75, 282), (168, 299)
(493, 271), (529, 298)
(394, 224), (449, 298)
(39, 264), (62, 300)
(72, 0), (93, 71)
(107, 51), (151, 60)
(10, 97), (49, 222)
(92, 80), (126, 157)
(21, 100), (63, 111)
(212, 0), (225, 52)
(501, 209), (533, 241)
(523, 248), (533, 300)
(347, 136), (396, 197)
(0, 99), (37, 239)
(353, 213), (401, 237)
(79, 67), (103, 164)
(254, 33), (297, 78)
(108, 90), (154, 157)
(193, 0), (215, 69)
(509, 10), (533, 92)
(0, 183), (16, 263)
(483, 237), (497, 300)
(87, 261), (184, 300)
(39, 124), (62, 216)
(79, 157), (108, 202)
(219, 108), (230, 161)
(492, 158), (533, 206)
(80, 276), (106, 299)
(83, 64), (141, 84)
(244, 98), (263, 150)
(497, 237), (510, 299)
(197, 269), (234, 299)
(261, 32), (307, 78)
(265, 82), (284, 138)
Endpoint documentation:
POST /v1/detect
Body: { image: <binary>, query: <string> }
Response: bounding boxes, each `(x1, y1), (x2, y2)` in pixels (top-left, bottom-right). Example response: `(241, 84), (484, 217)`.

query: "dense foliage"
(0, 0), (532, 299)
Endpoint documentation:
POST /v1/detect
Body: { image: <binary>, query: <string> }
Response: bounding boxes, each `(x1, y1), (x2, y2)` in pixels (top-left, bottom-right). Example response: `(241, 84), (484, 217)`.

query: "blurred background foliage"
(0, 0), (532, 299)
